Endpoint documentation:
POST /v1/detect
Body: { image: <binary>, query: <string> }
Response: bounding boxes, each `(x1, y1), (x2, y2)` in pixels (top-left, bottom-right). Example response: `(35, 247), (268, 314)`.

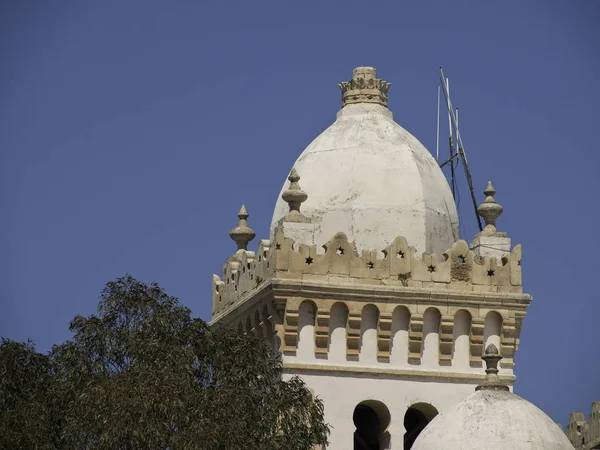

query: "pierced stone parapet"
(566, 402), (600, 450)
(212, 229), (524, 316)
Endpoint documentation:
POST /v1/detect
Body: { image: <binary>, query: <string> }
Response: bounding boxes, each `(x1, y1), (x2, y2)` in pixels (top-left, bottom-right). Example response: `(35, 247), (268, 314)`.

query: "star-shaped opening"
(367, 261), (374, 269)
(487, 269), (495, 277)
(336, 247), (344, 255)
(275, 243), (281, 250)
(396, 251), (405, 259)
(458, 256), (466, 263)
(305, 257), (314, 265)
(427, 265), (436, 273)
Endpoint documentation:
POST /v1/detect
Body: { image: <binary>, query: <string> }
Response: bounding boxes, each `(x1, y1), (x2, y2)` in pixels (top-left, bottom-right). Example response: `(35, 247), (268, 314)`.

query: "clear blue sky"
(2, 0), (598, 426)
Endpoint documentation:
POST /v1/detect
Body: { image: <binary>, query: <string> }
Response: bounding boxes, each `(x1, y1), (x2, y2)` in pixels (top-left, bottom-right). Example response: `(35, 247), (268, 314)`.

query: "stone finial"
(477, 181), (503, 233)
(475, 344), (510, 392)
(281, 168), (310, 223)
(338, 66), (391, 108)
(282, 168), (307, 215)
(229, 205), (255, 252)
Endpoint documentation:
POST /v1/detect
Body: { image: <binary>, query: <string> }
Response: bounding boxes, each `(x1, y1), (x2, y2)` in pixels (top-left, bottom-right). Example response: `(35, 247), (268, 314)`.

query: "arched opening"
(262, 305), (274, 353)
(245, 316), (252, 334)
(254, 310), (264, 339)
(328, 302), (348, 362)
(483, 311), (503, 353)
(390, 306), (410, 365)
(403, 402), (438, 450)
(359, 304), (379, 363)
(452, 309), (472, 369)
(421, 308), (441, 367)
(297, 300), (317, 360)
(353, 400), (391, 450)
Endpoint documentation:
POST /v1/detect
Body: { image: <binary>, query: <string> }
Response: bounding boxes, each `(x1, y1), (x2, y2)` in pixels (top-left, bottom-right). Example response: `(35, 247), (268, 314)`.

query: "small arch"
(452, 309), (472, 369)
(254, 310), (264, 339)
(297, 300), (317, 360)
(483, 311), (503, 354)
(245, 316), (252, 334)
(390, 306), (410, 365)
(237, 321), (243, 335)
(353, 400), (391, 450)
(262, 305), (275, 354)
(328, 302), (348, 362)
(421, 308), (441, 367)
(403, 402), (438, 450)
(359, 304), (379, 363)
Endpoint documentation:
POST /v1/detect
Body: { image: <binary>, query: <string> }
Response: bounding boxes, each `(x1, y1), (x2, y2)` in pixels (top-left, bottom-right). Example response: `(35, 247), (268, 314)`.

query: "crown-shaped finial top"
(338, 66), (391, 108)
(229, 204), (255, 252)
(477, 181), (503, 233)
(475, 344), (510, 392)
(281, 168), (308, 218)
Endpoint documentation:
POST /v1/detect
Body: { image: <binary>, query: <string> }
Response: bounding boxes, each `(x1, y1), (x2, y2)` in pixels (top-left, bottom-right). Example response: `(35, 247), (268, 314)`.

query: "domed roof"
(270, 67), (458, 256)
(412, 345), (574, 450)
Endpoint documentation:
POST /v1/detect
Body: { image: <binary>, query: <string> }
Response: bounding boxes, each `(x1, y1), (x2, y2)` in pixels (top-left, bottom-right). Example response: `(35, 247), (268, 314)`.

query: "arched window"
(245, 316), (252, 334)
(262, 305), (275, 354)
(421, 308), (441, 367)
(254, 310), (264, 339)
(297, 300), (317, 360)
(452, 310), (471, 369)
(403, 402), (438, 449)
(328, 302), (348, 362)
(359, 305), (379, 363)
(483, 311), (502, 352)
(353, 400), (391, 450)
(390, 306), (410, 365)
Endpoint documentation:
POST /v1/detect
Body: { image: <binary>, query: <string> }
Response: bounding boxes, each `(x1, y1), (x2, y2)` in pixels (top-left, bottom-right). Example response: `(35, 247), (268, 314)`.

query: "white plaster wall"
(452, 310), (471, 370)
(284, 370), (479, 450)
(270, 103), (459, 256)
(359, 305), (379, 365)
(328, 303), (348, 363)
(483, 311), (502, 350)
(390, 307), (410, 366)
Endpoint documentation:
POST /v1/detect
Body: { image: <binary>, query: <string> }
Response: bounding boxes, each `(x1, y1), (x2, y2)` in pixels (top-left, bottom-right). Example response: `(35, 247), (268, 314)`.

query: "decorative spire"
(338, 66), (391, 108)
(281, 168), (308, 217)
(229, 205), (255, 252)
(477, 181), (503, 233)
(475, 344), (510, 392)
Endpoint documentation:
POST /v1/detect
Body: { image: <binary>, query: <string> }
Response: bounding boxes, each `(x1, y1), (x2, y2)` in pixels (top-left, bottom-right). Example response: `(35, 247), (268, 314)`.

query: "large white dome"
(270, 67), (459, 256)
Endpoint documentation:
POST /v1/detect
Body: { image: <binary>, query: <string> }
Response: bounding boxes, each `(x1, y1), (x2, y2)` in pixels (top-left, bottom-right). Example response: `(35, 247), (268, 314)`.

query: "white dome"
(271, 67), (458, 256)
(412, 389), (574, 450)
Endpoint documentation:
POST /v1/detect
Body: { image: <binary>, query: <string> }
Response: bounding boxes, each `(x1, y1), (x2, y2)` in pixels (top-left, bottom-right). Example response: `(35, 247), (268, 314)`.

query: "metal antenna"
(438, 67), (483, 232)
(436, 85), (440, 162)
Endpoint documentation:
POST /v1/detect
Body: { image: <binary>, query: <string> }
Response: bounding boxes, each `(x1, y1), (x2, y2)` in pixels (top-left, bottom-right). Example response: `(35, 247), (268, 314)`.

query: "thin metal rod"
(436, 85), (440, 162)
(446, 77), (456, 200)
(438, 67), (483, 231)
(438, 151), (460, 168)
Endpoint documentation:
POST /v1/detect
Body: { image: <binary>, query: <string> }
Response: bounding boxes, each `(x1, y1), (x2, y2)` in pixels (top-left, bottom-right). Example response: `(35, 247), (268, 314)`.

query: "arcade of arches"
(352, 401), (438, 450)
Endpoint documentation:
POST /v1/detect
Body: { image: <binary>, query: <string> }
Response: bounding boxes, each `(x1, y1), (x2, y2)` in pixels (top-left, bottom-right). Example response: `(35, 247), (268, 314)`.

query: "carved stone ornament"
(338, 66), (391, 108)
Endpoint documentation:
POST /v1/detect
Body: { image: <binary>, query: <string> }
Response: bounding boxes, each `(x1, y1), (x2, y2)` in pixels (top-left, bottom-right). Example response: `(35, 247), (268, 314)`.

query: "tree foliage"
(0, 275), (329, 449)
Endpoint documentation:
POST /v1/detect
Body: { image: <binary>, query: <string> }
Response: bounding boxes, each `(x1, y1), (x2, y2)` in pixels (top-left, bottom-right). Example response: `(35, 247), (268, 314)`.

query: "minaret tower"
(211, 67), (531, 450)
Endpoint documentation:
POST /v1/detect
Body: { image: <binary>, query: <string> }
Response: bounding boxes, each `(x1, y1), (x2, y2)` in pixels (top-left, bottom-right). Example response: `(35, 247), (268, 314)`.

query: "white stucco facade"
(284, 370), (479, 450)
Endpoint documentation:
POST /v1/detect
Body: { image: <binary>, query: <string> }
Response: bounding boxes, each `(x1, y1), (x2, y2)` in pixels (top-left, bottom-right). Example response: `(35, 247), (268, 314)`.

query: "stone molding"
(282, 361), (517, 383)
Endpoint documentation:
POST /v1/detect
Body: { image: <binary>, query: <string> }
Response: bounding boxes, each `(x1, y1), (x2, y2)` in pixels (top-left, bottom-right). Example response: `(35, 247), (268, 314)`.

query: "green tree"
(0, 275), (329, 449)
